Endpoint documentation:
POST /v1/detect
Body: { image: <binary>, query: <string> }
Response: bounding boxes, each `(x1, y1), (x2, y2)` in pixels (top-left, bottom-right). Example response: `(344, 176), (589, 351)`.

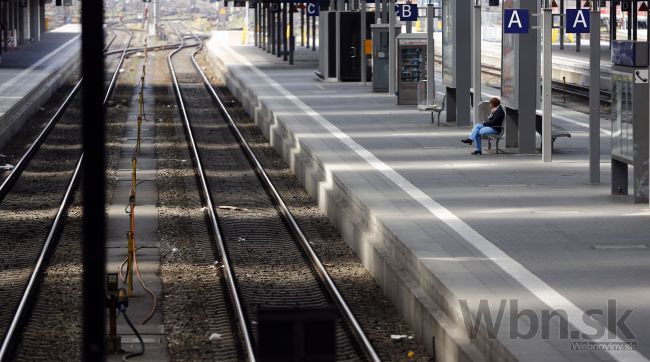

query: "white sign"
(635, 69), (648, 84)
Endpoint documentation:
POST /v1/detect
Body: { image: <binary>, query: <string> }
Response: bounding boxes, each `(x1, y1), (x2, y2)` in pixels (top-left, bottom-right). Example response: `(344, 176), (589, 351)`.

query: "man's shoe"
(471, 151), (482, 155)
(461, 138), (473, 145)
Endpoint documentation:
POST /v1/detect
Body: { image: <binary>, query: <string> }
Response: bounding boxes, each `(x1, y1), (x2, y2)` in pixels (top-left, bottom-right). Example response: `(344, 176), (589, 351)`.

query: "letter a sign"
(504, 9), (529, 34)
(566, 9), (589, 33)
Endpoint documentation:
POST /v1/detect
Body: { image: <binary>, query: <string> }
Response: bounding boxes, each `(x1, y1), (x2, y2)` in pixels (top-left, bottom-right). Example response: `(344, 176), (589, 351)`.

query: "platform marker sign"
(395, 4), (418, 21)
(307, 2), (319, 16)
(503, 9), (529, 34)
(566, 9), (590, 33)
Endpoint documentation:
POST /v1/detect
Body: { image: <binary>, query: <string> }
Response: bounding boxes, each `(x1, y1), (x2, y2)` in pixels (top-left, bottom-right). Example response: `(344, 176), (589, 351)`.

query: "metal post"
(627, 2), (632, 40)
(542, 1), (553, 162)
(375, 0), (380, 23)
(336, 8), (341, 80)
(472, 0), (481, 125)
(275, 3), (282, 58)
(590, 2), (601, 183)
(306, 8), (310, 48)
(301, 7), (304, 46)
(427, 1), (434, 107)
(81, 0), (106, 358)
(312, 7), (316, 50)
(576, 0), (581, 51)
(560, 0), (566, 50)
(289, 2), (294, 64)
(633, 0), (637, 40)
(361, 0), (367, 83)
(406, 0), (412, 33)
(270, 4), (274, 53)
(388, 0), (396, 95)
(282, 1), (288, 61)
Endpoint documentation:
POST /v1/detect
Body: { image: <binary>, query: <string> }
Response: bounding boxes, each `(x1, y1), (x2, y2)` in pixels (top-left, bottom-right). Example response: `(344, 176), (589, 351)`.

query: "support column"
(388, 0), (396, 95)
(301, 7), (304, 46)
(255, 2), (258, 47)
(312, 6), (316, 50)
(560, 0), (566, 50)
(289, 2), (294, 64)
(306, 9), (310, 48)
(472, 0), (481, 125)
(633, 0), (637, 40)
(454, 0), (471, 126)
(361, 0), (366, 83)
(427, 2), (434, 107)
(590, 3), (601, 183)
(81, 0), (106, 357)
(276, 5), (281, 56)
(282, 1), (288, 61)
(542, 2), (552, 162)
(576, 0), (581, 51)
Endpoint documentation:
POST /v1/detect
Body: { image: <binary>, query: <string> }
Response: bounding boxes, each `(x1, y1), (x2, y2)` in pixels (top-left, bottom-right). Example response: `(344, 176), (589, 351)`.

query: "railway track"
(0, 27), (133, 360)
(168, 30), (381, 361)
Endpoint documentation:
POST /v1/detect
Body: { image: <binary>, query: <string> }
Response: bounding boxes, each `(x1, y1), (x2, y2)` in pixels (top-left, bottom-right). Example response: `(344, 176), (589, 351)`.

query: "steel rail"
(0, 29), (133, 361)
(167, 33), (257, 362)
(0, 28), (133, 203)
(190, 39), (381, 362)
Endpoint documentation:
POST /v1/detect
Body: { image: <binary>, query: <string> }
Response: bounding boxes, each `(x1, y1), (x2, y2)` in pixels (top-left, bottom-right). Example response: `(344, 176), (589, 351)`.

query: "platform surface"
(0, 24), (80, 119)
(209, 31), (649, 362)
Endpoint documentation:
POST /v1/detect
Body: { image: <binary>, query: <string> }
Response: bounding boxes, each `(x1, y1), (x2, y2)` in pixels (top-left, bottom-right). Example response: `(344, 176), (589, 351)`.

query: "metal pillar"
(282, 1), (288, 61)
(472, 0), (481, 125)
(427, 2), (434, 107)
(610, 0), (616, 46)
(627, 2), (632, 40)
(270, 4), (274, 53)
(289, 2), (294, 64)
(406, 0), (412, 33)
(255, 2), (259, 47)
(361, 0), (367, 83)
(306, 9), (310, 48)
(542, 2), (552, 162)
(455, 0), (471, 126)
(301, 7), (304, 46)
(81, 0), (106, 358)
(312, 8), (316, 50)
(560, 0), (566, 50)
(276, 6), (282, 57)
(576, 0), (581, 51)
(388, 0), (396, 95)
(590, 3), (601, 183)
(633, 0), (637, 40)
(336, 9), (341, 80)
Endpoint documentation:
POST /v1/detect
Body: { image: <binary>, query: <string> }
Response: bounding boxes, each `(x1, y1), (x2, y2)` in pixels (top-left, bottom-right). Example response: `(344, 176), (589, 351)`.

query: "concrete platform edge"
(0, 49), (80, 150)
(205, 49), (522, 362)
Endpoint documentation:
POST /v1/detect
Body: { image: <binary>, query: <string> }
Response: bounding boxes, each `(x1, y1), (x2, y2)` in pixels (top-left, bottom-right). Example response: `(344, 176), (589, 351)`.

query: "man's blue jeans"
(469, 124), (498, 152)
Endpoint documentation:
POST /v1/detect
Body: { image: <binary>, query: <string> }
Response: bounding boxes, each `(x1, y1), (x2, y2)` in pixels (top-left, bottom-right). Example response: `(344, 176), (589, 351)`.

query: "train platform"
(207, 30), (649, 362)
(0, 24), (80, 149)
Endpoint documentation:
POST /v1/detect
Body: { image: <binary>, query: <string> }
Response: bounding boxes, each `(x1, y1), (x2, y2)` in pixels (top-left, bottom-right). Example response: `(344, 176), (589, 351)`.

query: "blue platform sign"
(307, 2), (319, 16)
(566, 9), (590, 33)
(503, 9), (529, 34)
(395, 4), (418, 21)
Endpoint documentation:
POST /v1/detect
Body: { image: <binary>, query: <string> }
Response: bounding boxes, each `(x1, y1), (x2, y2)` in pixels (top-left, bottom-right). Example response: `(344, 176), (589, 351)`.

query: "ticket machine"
(610, 41), (649, 203)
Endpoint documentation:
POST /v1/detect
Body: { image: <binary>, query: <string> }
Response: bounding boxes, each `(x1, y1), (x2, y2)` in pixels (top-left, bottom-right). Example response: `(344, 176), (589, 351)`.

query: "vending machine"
(610, 41), (649, 203)
(396, 33), (428, 105)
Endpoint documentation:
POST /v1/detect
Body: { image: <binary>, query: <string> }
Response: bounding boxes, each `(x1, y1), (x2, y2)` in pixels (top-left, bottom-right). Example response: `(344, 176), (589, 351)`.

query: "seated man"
(461, 97), (505, 155)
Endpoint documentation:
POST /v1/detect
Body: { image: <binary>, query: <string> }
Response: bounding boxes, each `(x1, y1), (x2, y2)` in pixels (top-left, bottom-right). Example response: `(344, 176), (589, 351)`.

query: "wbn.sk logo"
(459, 299), (636, 344)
